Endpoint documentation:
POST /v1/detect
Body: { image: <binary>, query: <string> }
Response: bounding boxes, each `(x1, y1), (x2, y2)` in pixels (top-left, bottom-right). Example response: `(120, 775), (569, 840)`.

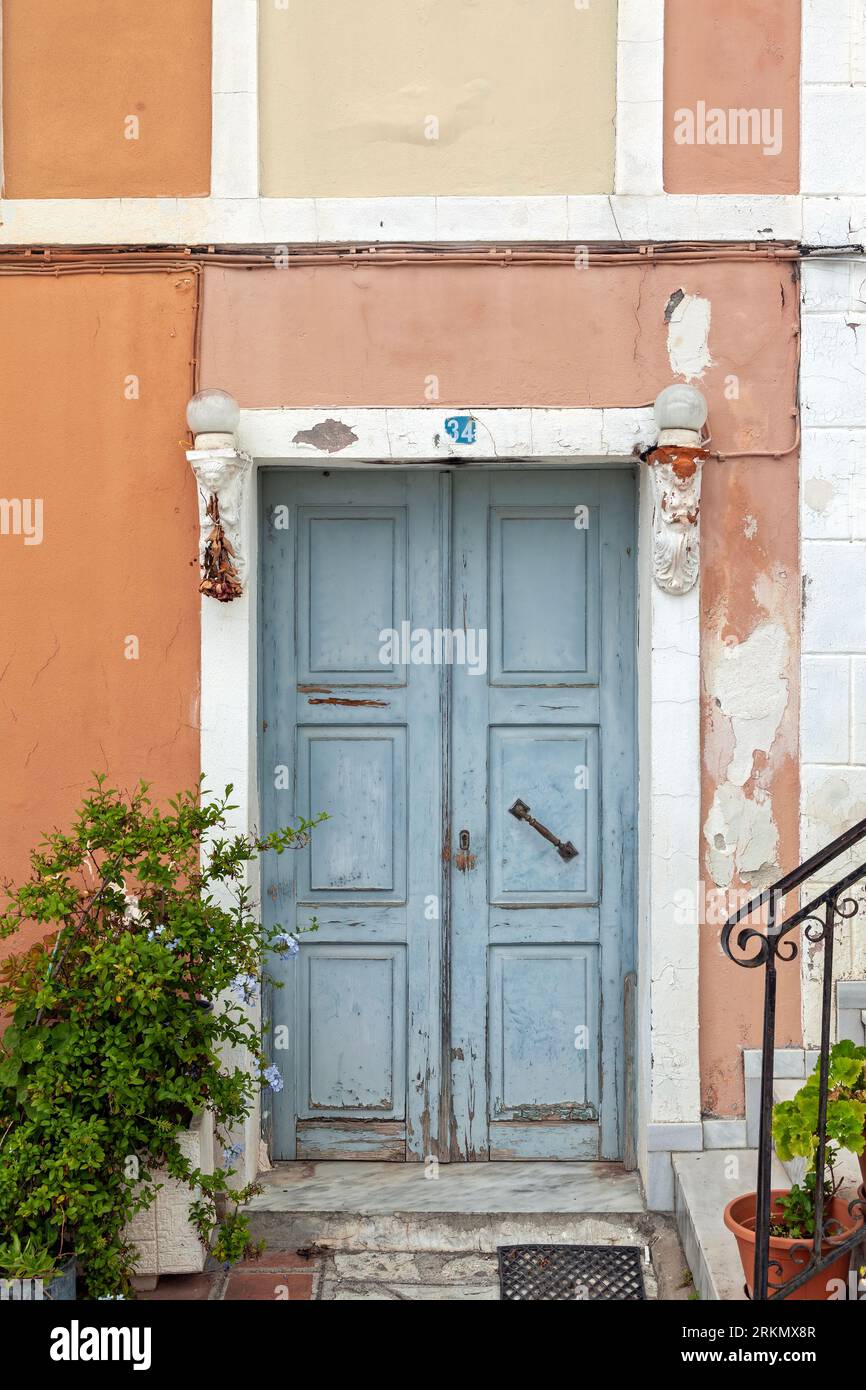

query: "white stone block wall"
(800, 254), (866, 1047)
(797, 0), (866, 1048)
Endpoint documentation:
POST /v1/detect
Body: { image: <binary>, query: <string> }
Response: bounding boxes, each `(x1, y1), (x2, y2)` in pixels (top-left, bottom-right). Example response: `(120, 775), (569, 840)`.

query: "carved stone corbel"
(645, 443), (707, 596)
(648, 384), (709, 596)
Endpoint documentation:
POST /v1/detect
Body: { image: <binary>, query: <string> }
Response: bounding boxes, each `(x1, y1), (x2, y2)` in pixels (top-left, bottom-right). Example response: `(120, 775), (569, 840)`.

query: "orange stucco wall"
(664, 0), (801, 195)
(201, 255), (802, 1115)
(0, 270), (200, 947)
(1, 0), (212, 198)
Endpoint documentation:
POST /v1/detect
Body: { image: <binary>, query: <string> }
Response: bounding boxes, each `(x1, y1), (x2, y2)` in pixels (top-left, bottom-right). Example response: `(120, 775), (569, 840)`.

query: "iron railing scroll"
(722, 815), (866, 1300)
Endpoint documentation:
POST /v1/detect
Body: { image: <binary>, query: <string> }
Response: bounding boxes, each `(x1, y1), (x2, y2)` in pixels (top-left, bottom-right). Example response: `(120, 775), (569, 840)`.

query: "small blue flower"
(223, 1141), (244, 1169)
(263, 1064), (284, 1094)
(230, 974), (260, 1005)
(147, 925), (178, 950)
(275, 933), (300, 957)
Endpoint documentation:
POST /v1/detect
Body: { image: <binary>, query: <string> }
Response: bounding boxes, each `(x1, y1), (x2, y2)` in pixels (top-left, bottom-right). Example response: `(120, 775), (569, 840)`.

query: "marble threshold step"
(674, 1150), (790, 1301)
(246, 1159), (652, 1252)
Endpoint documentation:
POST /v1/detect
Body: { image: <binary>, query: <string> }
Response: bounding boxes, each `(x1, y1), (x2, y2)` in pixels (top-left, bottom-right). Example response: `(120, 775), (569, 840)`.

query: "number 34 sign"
(444, 415), (477, 445)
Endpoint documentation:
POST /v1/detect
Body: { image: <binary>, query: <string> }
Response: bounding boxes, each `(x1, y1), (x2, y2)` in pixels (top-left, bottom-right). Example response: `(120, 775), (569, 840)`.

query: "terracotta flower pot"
(724, 1189), (862, 1301)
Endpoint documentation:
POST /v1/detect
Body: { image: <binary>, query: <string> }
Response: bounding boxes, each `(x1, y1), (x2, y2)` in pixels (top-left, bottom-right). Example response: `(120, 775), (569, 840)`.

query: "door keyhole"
(455, 829), (476, 873)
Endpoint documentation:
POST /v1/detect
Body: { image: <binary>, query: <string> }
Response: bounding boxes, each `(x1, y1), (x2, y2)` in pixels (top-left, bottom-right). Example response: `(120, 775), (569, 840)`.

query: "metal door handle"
(508, 798), (578, 862)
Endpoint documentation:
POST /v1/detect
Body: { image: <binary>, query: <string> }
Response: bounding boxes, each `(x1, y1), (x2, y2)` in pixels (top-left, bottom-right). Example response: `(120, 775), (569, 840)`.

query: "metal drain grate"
(498, 1244), (646, 1301)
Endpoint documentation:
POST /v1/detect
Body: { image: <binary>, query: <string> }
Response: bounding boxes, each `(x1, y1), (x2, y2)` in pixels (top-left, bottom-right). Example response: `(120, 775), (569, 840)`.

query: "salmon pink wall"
(0, 271), (200, 947)
(664, 0), (801, 194)
(201, 256), (802, 1115)
(2, 0), (212, 198)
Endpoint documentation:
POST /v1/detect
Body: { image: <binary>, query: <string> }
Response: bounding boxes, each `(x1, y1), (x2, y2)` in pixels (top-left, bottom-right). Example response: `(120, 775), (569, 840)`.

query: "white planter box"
(126, 1114), (214, 1284)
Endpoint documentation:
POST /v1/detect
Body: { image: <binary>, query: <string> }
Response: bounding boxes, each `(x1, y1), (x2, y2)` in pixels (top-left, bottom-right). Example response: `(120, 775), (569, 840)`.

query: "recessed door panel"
(489, 726), (599, 904)
(297, 726), (406, 900)
(297, 506), (407, 684)
(299, 944), (406, 1118)
(490, 505), (599, 685)
(488, 944), (600, 1120)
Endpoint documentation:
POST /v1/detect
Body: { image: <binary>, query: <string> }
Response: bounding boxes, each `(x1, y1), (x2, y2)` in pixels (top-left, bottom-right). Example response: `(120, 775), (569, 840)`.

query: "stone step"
(772, 1078), (864, 1189)
(246, 1159), (651, 1253)
(673, 1150), (789, 1302)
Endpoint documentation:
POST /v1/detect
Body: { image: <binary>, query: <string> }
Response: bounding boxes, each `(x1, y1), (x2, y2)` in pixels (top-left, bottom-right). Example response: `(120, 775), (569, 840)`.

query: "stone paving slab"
(326, 1282), (500, 1301)
(322, 1248), (500, 1300)
(136, 1219), (688, 1301)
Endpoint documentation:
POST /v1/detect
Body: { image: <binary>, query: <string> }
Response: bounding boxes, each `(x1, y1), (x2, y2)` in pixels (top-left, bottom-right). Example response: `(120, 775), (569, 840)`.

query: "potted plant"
(724, 1165), (860, 1301)
(724, 1041), (866, 1301)
(0, 776), (322, 1299)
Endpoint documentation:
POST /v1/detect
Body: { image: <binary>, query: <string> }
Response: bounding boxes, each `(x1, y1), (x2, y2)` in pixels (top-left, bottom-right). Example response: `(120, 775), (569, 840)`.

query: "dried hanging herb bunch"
(200, 494), (242, 602)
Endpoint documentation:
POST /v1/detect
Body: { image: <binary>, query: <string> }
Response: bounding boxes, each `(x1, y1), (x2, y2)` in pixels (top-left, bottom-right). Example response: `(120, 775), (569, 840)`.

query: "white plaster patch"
(803, 477), (836, 514)
(802, 768), (866, 858)
(704, 783), (780, 892)
(743, 514), (758, 539)
(666, 293), (714, 381)
(710, 623), (790, 787)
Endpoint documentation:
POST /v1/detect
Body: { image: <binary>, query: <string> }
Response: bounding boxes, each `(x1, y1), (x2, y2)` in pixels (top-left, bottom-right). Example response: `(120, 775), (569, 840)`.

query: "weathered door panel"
(260, 470), (446, 1160)
(449, 470), (636, 1161)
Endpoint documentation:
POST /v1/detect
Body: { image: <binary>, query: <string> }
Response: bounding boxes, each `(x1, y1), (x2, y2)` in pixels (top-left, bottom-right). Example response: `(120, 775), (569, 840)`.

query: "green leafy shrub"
(770, 1039), (866, 1238)
(0, 1232), (57, 1280)
(0, 776), (322, 1297)
(772, 1039), (866, 1171)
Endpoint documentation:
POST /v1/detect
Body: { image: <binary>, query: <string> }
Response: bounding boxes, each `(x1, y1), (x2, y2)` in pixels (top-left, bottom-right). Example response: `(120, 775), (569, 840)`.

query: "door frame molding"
(193, 405), (701, 1195)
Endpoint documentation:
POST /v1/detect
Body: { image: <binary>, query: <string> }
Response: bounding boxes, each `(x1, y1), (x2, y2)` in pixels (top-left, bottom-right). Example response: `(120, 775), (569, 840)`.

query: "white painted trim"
(211, 0), (259, 199)
(637, 462), (702, 1135)
(195, 405), (703, 1180)
(615, 0), (664, 196)
(0, 193), (804, 245)
(240, 405), (656, 462)
(196, 441), (261, 1187)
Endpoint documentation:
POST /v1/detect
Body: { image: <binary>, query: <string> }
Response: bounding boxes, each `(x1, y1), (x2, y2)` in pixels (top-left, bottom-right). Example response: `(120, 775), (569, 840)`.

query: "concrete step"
(673, 1150), (789, 1301)
(246, 1159), (652, 1253)
(772, 1078), (864, 1189)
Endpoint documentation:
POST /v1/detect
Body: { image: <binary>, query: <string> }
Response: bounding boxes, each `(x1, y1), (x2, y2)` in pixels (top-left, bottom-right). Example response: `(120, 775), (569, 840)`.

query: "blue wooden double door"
(260, 468), (636, 1162)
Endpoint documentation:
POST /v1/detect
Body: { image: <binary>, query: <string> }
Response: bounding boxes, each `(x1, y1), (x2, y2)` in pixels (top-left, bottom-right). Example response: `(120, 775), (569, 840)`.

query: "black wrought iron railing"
(722, 816), (866, 1300)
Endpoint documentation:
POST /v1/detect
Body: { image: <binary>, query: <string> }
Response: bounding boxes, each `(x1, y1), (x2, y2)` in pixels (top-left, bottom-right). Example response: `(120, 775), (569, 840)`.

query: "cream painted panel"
(259, 0), (617, 196)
